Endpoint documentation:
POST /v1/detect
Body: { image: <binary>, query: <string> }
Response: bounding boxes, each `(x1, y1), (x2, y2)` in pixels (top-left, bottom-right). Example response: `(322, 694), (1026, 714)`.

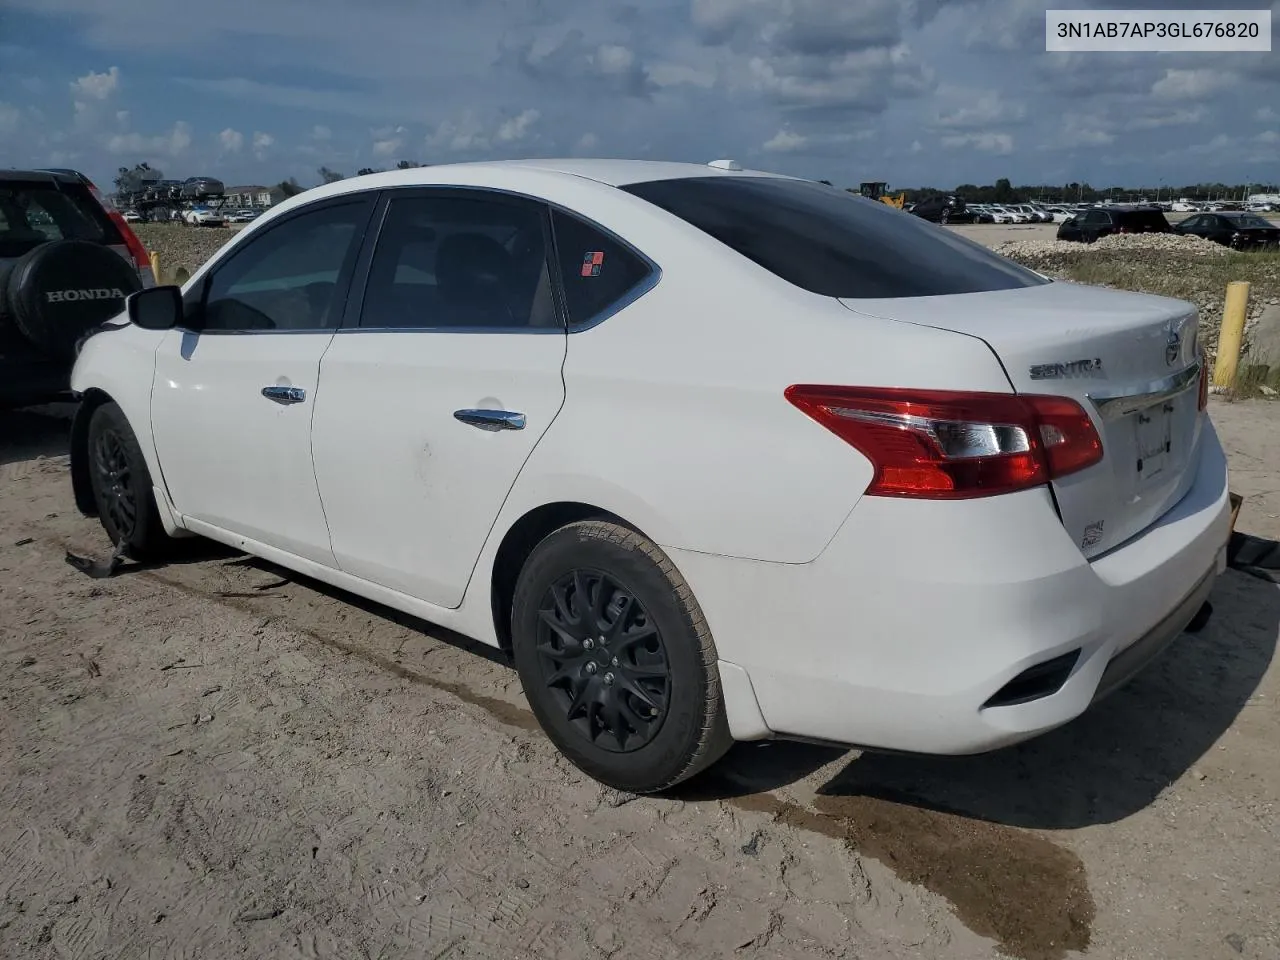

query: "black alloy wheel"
(534, 568), (671, 753)
(511, 520), (732, 793)
(92, 426), (137, 541)
(85, 401), (172, 559)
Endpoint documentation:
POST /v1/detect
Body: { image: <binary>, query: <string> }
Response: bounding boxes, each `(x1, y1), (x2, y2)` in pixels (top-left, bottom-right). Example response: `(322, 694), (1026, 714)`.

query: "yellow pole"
(149, 250), (160, 280)
(1213, 280), (1250, 389)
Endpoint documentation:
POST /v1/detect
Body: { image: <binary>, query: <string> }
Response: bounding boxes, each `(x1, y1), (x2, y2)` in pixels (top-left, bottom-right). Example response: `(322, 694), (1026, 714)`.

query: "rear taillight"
(83, 176), (151, 274)
(784, 386), (1104, 499)
(110, 212), (152, 274)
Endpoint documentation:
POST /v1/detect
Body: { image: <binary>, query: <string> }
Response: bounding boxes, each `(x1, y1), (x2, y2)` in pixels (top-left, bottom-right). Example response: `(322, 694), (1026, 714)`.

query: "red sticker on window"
(580, 251), (604, 277)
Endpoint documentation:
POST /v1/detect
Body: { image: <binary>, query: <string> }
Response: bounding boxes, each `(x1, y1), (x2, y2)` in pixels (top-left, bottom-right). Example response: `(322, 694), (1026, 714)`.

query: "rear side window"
(0, 180), (115, 257)
(551, 209), (652, 326)
(620, 177), (1046, 299)
(1116, 210), (1171, 231)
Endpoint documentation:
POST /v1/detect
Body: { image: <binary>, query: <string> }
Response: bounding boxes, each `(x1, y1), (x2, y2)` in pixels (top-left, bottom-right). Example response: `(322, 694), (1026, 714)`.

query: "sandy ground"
(2, 398), (1278, 960)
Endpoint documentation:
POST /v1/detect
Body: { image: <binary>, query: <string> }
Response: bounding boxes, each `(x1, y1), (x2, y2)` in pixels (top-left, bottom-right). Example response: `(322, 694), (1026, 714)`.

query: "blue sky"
(1, 0), (1277, 192)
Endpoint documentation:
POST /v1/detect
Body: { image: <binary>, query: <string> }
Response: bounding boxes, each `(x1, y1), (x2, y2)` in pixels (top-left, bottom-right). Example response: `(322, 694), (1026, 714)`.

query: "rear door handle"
(262, 385), (306, 405)
(453, 409), (526, 431)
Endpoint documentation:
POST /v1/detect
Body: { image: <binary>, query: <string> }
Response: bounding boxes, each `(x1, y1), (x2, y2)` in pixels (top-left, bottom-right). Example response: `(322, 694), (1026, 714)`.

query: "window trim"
(335, 184), (661, 336)
(340, 185), (562, 336)
(547, 203), (661, 333)
(178, 193), (378, 336)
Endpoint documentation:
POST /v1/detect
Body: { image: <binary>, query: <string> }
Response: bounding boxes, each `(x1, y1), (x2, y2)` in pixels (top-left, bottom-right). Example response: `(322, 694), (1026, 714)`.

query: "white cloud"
(574, 132), (599, 153)
(1256, 130), (1280, 144)
(219, 127), (244, 152)
(1132, 108), (1205, 129)
(105, 120), (192, 157)
(762, 128), (808, 152)
(909, 139), (923, 154)
(940, 131), (1014, 154)
(312, 124), (332, 140)
(495, 108), (540, 143)
(426, 112), (490, 153)
(1151, 69), (1227, 101)
(648, 61), (717, 88)
(70, 66), (120, 100)
(933, 86), (1025, 129)
(252, 131), (274, 159)
(594, 44), (636, 74)
(372, 137), (403, 157)
(1258, 106), (1279, 122)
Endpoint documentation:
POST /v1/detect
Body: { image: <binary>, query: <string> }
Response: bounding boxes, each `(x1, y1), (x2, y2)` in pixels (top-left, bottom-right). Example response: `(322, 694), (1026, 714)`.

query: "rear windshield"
(0, 179), (115, 257)
(1114, 209), (1170, 230)
(620, 176), (1048, 298)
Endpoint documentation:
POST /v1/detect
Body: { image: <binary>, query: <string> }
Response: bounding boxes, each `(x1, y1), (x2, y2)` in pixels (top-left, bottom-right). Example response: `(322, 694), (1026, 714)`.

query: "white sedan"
(68, 159), (1232, 793)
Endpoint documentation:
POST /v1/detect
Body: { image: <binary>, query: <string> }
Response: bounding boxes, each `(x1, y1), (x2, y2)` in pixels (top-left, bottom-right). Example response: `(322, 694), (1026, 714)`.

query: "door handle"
(262, 385), (306, 405)
(453, 409), (526, 431)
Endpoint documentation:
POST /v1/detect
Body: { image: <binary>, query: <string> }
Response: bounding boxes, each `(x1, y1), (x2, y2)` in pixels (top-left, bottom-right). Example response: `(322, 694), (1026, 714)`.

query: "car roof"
(334, 158), (796, 191)
(0, 168), (84, 185)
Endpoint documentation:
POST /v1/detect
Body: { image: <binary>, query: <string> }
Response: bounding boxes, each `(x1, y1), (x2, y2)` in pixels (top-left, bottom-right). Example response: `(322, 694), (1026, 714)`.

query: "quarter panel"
(70, 323), (167, 495)
(506, 271), (1016, 564)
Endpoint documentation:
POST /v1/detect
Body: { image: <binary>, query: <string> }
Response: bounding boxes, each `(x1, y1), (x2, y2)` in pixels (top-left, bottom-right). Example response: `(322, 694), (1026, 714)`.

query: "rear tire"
(511, 520), (732, 793)
(86, 402), (174, 560)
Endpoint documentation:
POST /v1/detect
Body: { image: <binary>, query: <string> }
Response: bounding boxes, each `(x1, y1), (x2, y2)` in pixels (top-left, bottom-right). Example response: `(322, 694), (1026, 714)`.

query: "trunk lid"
(841, 281), (1205, 558)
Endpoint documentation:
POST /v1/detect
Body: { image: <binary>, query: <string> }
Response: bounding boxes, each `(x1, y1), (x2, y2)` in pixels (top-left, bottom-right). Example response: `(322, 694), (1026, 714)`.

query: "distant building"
(224, 185), (276, 207)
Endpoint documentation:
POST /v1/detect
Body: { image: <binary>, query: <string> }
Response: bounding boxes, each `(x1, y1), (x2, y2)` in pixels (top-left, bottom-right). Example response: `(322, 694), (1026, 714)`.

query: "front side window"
(551, 209), (653, 327)
(620, 176), (1047, 299)
(200, 200), (368, 332)
(359, 193), (557, 330)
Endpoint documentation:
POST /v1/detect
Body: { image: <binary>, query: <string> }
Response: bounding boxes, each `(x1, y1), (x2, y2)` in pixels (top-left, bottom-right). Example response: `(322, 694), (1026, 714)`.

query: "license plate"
(1134, 405), (1172, 482)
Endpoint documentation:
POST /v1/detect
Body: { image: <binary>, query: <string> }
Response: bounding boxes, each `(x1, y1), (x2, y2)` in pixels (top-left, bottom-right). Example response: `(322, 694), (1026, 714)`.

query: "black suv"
(908, 195), (974, 224)
(1057, 205), (1172, 243)
(1, 169), (153, 407)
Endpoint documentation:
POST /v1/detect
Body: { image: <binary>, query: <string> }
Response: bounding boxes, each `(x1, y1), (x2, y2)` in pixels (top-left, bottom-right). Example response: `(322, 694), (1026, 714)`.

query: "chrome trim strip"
(1086, 360), (1201, 421)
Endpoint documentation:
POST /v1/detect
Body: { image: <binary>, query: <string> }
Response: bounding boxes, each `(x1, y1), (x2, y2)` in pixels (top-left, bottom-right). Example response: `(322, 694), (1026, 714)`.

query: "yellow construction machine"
(858, 181), (907, 209)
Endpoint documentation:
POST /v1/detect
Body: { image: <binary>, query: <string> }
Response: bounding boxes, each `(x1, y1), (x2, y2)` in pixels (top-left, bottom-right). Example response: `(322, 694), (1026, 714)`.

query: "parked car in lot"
(1057, 205), (1173, 243)
(69, 159), (1230, 792)
(1, 168), (154, 407)
(184, 206), (225, 227)
(1173, 211), (1280, 250)
(908, 194), (974, 223)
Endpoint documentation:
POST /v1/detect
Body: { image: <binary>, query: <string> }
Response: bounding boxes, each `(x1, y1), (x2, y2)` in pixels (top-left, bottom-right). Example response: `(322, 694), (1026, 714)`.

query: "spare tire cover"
(5, 240), (143, 361)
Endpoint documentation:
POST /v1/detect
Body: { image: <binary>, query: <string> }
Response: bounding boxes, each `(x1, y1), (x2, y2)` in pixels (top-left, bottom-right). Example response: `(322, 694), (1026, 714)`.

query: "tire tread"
(536, 519), (731, 792)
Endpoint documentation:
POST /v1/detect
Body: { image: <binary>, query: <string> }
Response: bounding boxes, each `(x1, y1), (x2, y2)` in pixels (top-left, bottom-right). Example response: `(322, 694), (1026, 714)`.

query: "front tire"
(86, 402), (173, 560)
(511, 520), (732, 793)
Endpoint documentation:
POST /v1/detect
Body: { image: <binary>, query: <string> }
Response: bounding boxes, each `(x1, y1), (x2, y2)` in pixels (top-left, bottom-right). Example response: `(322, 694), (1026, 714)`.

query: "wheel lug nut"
(610, 657), (619, 667)
(603, 672), (614, 686)
(583, 638), (594, 651)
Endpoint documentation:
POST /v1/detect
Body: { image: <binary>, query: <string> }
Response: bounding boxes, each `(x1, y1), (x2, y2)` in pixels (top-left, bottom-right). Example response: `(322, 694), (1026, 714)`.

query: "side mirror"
(127, 285), (182, 331)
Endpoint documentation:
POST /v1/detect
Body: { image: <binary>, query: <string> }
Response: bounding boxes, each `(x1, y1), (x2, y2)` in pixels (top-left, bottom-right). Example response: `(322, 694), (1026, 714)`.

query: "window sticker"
(580, 251), (604, 277)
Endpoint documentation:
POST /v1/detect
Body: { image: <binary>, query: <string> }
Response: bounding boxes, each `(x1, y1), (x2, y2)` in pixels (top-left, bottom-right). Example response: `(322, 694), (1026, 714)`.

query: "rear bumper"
(674, 419), (1233, 753)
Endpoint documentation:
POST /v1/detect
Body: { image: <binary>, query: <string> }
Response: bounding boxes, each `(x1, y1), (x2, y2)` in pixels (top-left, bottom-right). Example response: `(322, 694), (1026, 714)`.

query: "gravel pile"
(994, 233), (1279, 360)
(132, 224), (239, 283)
(994, 233), (1228, 271)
